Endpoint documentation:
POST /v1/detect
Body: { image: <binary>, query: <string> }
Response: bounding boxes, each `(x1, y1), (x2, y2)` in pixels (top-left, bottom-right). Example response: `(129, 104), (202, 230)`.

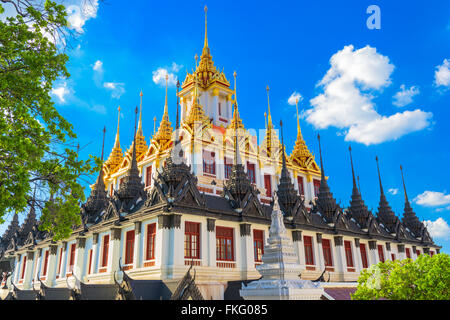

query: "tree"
(0, 0), (99, 240)
(352, 253), (450, 300)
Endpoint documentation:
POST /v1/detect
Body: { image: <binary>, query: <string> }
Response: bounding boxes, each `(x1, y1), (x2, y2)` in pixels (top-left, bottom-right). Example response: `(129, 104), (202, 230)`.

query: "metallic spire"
(266, 85), (273, 128)
(204, 5), (208, 49)
(349, 146), (358, 193)
(101, 126), (106, 161)
(400, 165), (409, 203)
(176, 79), (180, 130)
(137, 91), (143, 136)
(114, 106), (121, 149)
(318, 134), (325, 181)
(376, 156), (384, 196)
(295, 98), (301, 134)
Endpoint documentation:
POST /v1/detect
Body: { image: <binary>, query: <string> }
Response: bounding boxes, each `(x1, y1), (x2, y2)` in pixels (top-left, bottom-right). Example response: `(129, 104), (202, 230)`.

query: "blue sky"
(2, 0), (450, 252)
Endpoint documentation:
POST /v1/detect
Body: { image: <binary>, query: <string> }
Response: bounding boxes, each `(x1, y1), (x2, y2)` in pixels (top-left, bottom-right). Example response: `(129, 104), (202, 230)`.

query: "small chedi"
(240, 193), (324, 300)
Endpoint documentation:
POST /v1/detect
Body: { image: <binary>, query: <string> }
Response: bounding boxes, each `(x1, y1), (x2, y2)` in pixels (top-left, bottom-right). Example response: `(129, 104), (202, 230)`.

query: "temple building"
(0, 7), (441, 300)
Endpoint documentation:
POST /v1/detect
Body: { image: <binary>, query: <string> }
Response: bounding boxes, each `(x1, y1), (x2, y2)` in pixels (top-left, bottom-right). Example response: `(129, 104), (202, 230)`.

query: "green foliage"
(352, 253), (450, 300)
(0, 0), (99, 240)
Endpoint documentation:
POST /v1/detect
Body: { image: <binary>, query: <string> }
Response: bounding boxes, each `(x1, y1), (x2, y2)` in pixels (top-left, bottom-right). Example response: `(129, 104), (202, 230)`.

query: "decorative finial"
(195, 53), (198, 68)
(317, 133), (325, 179)
(349, 145), (358, 191)
(266, 85), (272, 126)
(400, 165), (409, 203)
(114, 106), (121, 149)
(295, 98), (300, 132)
(233, 71), (237, 105)
(153, 116), (156, 134)
(101, 126), (106, 161)
(376, 156), (384, 195)
(165, 74), (169, 109)
(204, 5), (208, 48)
(176, 79), (180, 130)
(138, 91), (143, 135)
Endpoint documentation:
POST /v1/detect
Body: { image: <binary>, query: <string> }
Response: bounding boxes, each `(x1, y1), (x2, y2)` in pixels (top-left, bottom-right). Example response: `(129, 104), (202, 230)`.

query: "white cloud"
(171, 62), (183, 72)
(414, 191), (450, 207)
(152, 67), (178, 87)
(306, 45), (433, 145)
(434, 59), (450, 87)
(393, 84), (420, 107)
(424, 218), (450, 240)
(345, 109), (433, 145)
(287, 91), (303, 105)
(93, 60), (103, 72)
(51, 83), (70, 103)
(388, 188), (398, 195)
(103, 82), (125, 99)
(66, 0), (99, 34)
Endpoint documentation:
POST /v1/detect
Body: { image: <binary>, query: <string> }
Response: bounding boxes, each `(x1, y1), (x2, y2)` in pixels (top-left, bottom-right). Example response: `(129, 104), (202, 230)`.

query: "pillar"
(109, 228), (121, 276)
(207, 218), (216, 267)
(23, 251), (35, 289)
(158, 214), (182, 279)
(133, 221), (142, 269)
(353, 238), (362, 272)
(368, 240), (379, 266)
(74, 237), (86, 278)
(239, 224), (254, 279)
(397, 244), (406, 260)
(33, 249), (42, 283)
(46, 245), (58, 287)
(92, 233), (99, 274)
(412, 245), (417, 260)
(292, 231), (305, 267)
(385, 242), (392, 261)
(315, 233), (324, 271)
(59, 242), (68, 279)
(333, 236), (345, 279)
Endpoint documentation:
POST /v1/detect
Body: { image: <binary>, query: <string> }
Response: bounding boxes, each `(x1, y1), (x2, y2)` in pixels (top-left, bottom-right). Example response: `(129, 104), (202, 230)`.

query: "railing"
(143, 260), (155, 268)
(216, 262), (236, 269)
(185, 259), (202, 266)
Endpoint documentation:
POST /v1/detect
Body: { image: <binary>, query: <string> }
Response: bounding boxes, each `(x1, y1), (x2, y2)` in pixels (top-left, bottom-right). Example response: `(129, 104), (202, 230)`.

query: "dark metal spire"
(375, 156), (398, 234)
(314, 134), (339, 223)
(400, 165), (423, 238)
(276, 120), (300, 216)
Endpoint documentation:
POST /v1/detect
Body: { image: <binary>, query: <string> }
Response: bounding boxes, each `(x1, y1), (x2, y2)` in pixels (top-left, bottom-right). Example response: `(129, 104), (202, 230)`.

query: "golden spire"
(104, 106), (123, 173)
(266, 85), (273, 129)
(204, 5), (208, 49)
(228, 71), (244, 130)
(114, 106), (121, 149)
(137, 91), (143, 136)
(154, 74), (173, 145)
(290, 98), (316, 170)
(185, 72), (210, 128)
(153, 116), (156, 134)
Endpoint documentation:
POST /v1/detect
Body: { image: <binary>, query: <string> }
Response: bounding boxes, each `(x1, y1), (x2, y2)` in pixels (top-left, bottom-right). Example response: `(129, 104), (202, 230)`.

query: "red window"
(344, 241), (354, 268)
(58, 248), (63, 275)
(304, 236), (314, 265)
(146, 223), (156, 260)
(88, 249), (93, 275)
(253, 230), (264, 262)
(21, 256), (27, 279)
(247, 162), (255, 184)
(405, 248), (411, 259)
(264, 175), (272, 197)
(203, 150), (216, 175)
(322, 239), (333, 267)
(101, 235), (110, 268)
(360, 244), (368, 268)
(297, 176), (305, 196)
(416, 250), (421, 256)
(218, 102), (222, 116)
(378, 245), (385, 263)
(313, 179), (321, 198)
(430, 251), (434, 257)
(42, 250), (50, 276)
(224, 157), (233, 179)
(68, 243), (76, 273)
(145, 166), (152, 187)
(216, 226), (234, 261)
(125, 230), (135, 265)
(185, 222), (200, 259)
(391, 253), (396, 261)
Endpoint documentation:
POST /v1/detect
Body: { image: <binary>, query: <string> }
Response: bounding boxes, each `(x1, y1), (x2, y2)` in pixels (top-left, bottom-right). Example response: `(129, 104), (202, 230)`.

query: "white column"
(412, 246), (418, 261)
(133, 222), (142, 269)
(239, 224), (254, 279)
(91, 233), (100, 274)
(315, 233), (325, 271)
(11, 255), (20, 285)
(292, 231), (305, 267)
(353, 239), (362, 273)
(158, 214), (182, 279)
(33, 249), (42, 283)
(207, 218), (216, 267)
(23, 251), (35, 289)
(46, 245), (58, 287)
(333, 236), (346, 278)
(368, 241), (379, 266)
(74, 237), (86, 278)
(398, 244), (406, 260)
(109, 228), (121, 276)
(386, 243), (393, 261)
(60, 242), (68, 278)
